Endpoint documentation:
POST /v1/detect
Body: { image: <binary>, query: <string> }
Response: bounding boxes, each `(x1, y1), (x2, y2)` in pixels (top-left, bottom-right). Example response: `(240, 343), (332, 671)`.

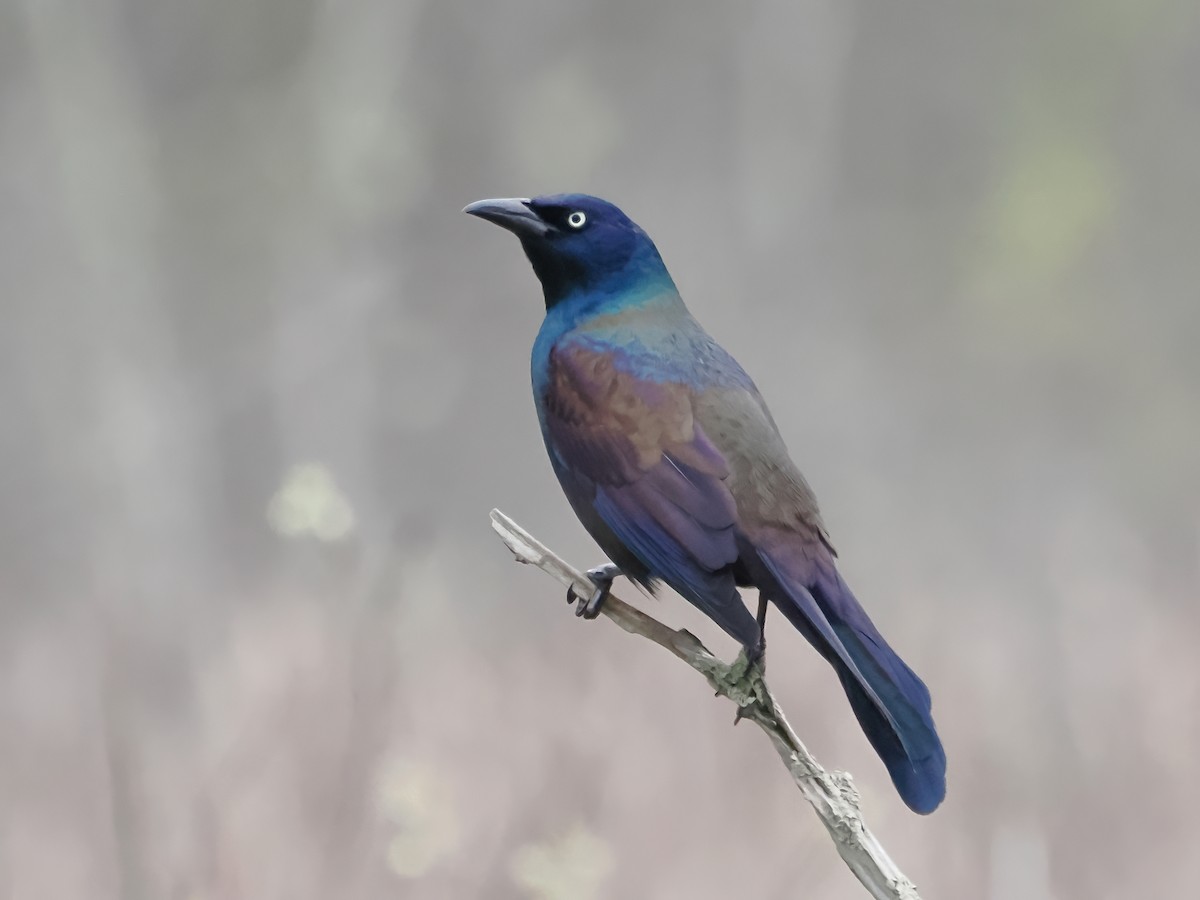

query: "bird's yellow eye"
(567, 211), (587, 229)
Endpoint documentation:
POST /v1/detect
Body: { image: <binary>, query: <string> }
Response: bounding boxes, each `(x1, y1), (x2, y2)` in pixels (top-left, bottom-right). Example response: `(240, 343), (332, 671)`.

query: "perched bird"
(464, 194), (946, 813)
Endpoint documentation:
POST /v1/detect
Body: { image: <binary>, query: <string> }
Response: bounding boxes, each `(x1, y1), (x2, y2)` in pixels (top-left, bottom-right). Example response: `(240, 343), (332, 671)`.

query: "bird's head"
(463, 193), (672, 309)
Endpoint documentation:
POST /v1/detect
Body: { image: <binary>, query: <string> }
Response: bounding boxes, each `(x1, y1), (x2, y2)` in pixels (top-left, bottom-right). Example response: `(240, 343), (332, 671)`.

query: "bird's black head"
(463, 193), (670, 309)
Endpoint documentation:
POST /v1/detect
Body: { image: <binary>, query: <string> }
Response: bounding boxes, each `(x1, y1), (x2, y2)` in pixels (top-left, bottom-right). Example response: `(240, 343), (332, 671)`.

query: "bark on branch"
(490, 508), (922, 900)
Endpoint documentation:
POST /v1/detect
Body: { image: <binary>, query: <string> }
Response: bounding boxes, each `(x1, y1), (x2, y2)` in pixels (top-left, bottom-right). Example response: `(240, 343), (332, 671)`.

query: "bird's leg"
(747, 592), (769, 669)
(732, 594), (771, 725)
(566, 563), (622, 619)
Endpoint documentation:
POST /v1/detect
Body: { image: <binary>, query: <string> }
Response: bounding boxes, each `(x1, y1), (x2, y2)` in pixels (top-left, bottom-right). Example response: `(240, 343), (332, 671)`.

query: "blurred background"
(2, 0), (1197, 897)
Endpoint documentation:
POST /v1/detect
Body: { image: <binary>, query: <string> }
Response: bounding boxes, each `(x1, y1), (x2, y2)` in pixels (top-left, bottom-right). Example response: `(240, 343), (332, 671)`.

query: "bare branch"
(490, 508), (921, 900)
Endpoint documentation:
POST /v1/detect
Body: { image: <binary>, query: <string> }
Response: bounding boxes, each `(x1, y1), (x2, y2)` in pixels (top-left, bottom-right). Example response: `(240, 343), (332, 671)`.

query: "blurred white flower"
(266, 463), (355, 541)
(376, 757), (460, 879)
(510, 823), (615, 900)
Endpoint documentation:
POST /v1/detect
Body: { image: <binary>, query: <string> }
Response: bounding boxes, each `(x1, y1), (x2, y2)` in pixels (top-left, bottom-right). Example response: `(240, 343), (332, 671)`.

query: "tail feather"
(753, 542), (946, 814)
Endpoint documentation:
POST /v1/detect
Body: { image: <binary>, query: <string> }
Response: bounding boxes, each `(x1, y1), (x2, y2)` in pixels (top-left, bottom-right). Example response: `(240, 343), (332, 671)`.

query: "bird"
(464, 193), (946, 814)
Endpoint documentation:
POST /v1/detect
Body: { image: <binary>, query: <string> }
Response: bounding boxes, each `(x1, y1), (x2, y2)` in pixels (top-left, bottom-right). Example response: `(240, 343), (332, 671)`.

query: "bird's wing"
(542, 339), (759, 647)
(692, 386), (833, 547)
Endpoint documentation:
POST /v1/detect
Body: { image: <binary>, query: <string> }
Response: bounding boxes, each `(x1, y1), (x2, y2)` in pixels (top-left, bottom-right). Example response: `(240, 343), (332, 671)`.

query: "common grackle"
(465, 194), (946, 813)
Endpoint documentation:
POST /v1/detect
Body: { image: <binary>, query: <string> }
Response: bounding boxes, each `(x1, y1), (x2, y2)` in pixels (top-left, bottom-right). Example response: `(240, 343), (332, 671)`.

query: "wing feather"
(542, 340), (758, 647)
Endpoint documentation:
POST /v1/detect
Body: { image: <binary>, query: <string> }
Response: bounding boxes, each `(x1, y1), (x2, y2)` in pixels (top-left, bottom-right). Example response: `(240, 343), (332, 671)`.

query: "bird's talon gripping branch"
(567, 563), (621, 619)
(717, 649), (768, 726)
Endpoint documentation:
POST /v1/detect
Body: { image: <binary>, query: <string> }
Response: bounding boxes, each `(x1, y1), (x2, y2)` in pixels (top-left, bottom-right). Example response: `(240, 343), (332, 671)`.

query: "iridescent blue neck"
(521, 233), (675, 313)
(560, 262), (677, 318)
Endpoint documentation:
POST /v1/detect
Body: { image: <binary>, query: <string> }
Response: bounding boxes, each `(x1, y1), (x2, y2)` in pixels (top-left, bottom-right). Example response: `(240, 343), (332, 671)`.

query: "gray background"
(2, 1), (1197, 898)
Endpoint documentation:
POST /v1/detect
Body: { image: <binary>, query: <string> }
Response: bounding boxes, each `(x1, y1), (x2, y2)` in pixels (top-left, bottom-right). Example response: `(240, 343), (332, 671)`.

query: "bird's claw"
(725, 646), (767, 726)
(566, 564), (621, 619)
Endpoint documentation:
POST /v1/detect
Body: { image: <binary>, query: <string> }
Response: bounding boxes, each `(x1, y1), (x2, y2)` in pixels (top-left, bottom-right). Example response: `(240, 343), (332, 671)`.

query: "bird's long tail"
(749, 537), (946, 814)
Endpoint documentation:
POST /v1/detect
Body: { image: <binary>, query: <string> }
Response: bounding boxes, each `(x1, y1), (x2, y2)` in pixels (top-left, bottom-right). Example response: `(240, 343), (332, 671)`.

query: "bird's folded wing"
(543, 340), (757, 644)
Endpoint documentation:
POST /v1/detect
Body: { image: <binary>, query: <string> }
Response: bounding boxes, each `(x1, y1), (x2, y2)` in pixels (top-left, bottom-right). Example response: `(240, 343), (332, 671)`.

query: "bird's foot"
(720, 646), (767, 726)
(566, 563), (621, 619)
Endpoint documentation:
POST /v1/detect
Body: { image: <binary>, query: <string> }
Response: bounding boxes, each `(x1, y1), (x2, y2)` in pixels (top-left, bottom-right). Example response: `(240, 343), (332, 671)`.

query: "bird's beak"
(462, 197), (549, 237)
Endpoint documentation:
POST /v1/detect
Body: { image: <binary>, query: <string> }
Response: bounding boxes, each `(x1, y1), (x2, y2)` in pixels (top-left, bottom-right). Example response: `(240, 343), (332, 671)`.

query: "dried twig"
(490, 508), (921, 900)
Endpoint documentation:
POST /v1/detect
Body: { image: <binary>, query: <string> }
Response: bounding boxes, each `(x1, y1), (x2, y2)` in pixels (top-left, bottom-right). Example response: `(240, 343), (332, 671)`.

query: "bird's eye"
(566, 211), (587, 229)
